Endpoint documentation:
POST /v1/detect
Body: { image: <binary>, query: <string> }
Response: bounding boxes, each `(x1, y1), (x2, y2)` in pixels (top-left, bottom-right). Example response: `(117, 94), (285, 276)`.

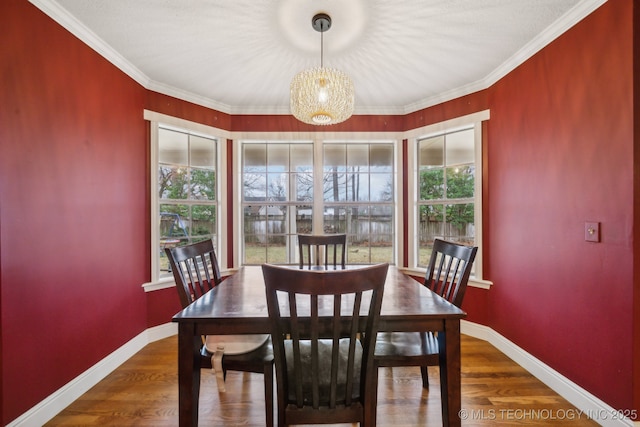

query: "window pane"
(446, 165), (474, 199)
(348, 206), (371, 264)
(446, 129), (474, 165)
(190, 135), (215, 168)
(419, 135), (443, 167)
(243, 205), (262, 238)
(346, 172), (369, 201)
(244, 228), (266, 265)
(418, 205), (444, 265)
(244, 144), (267, 169)
(265, 205), (286, 262)
(267, 173), (287, 200)
(243, 172), (266, 199)
(159, 128), (188, 165)
(192, 205), (216, 236)
(419, 168), (444, 200)
(347, 235), (368, 264)
(266, 242), (286, 263)
(371, 173), (393, 201)
(323, 171), (346, 201)
(371, 234), (393, 263)
(324, 145), (346, 171)
(190, 168), (215, 200)
(347, 145), (368, 170)
(295, 171), (313, 201)
(267, 144), (289, 171)
(371, 145), (393, 172)
(446, 203), (475, 243)
(323, 206), (347, 234)
(291, 144), (313, 169)
(296, 205), (313, 234)
(159, 165), (188, 200)
(160, 206), (189, 239)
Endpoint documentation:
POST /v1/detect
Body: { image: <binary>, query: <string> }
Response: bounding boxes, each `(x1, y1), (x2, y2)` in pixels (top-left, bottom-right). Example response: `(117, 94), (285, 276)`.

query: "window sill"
(397, 267), (493, 290)
(141, 268), (239, 292)
(143, 267), (493, 292)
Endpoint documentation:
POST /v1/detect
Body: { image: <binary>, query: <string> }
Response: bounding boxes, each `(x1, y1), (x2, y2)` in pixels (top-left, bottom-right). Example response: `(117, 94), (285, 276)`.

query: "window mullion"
(313, 138), (324, 233)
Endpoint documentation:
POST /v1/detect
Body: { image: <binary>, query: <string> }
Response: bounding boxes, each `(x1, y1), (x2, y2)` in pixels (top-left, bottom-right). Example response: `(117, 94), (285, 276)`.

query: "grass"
(160, 243), (436, 272)
(243, 243), (394, 265)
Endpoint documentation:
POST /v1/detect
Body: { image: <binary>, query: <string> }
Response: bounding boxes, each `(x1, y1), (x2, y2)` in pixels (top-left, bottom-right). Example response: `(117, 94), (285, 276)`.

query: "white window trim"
(143, 115), (491, 291)
(405, 110), (491, 287)
(142, 110), (230, 291)
(233, 133), (402, 267)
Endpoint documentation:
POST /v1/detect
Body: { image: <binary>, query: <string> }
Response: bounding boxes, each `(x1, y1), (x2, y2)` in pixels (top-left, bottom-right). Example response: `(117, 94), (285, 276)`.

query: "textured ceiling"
(33, 0), (605, 115)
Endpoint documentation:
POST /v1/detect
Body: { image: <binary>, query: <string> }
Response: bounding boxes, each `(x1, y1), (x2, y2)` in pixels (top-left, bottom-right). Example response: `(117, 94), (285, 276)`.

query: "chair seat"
(205, 334), (270, 355)
(374, 332), (439, 366)
(285, 338), (362, 405)
(201, 336), (273, 372)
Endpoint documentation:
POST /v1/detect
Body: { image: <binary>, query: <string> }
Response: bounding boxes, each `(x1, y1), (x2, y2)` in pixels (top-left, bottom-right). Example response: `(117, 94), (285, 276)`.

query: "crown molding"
(29, 0), (150, 88)
(146, 80), (234, 114)
(482, 0), (608, 89)
(29, 0), (608, 117)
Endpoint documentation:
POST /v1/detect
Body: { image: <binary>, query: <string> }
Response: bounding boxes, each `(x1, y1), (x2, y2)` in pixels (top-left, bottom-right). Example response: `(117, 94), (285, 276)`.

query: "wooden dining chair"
(165, 240), (274, 427)
(262, 263), (388, 427)
(298, 233), (347, 268)
(371, 238), (477, 425)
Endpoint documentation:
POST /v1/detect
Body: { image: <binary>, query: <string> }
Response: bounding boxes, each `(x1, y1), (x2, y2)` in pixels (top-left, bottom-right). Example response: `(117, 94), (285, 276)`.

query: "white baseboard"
(8, 321), (635, 427)
(461, 320), (635, 427)
(7, 323), (177, 427)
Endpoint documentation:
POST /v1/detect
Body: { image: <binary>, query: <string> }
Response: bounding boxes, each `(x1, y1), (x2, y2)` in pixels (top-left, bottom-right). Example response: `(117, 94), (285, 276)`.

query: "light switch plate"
(585, 222), (600, 242)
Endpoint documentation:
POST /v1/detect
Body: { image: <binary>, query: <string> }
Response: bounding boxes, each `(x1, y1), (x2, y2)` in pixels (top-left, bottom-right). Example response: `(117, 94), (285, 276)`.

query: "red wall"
(146, 288), (183, 328)
(1, 0), (637, 424)
(486, 0), (633, 410)
(1, 1), (149, 424)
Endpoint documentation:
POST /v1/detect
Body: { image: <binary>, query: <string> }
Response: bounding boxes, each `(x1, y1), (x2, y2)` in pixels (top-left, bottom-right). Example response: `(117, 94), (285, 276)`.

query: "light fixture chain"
(320, 25), (324, 68)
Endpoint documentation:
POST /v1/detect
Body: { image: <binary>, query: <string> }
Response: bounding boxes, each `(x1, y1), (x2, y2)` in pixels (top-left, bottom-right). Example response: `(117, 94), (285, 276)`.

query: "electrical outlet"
(585, 222), (600, 242)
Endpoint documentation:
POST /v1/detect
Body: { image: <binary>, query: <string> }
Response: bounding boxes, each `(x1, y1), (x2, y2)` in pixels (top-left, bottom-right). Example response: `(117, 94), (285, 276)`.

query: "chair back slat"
(425, 239), (478, 307)
(165, 240), (222, 308)
(298, 234), (347, 268)
(262, 263), (387, 425)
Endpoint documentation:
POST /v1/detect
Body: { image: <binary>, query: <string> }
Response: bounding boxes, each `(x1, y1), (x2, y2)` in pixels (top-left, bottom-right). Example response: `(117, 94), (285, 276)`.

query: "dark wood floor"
(45, 334), (598, 426)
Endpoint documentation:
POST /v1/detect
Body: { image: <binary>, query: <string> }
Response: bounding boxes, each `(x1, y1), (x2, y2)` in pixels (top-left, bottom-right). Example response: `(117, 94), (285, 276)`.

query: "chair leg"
(367, 365), (380, 426)
(420, 366), (430, 389)
(264, 363), (274, 427)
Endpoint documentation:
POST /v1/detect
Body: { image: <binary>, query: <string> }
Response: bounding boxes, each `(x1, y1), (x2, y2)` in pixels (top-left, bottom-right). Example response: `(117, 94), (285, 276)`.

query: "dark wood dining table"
(172, 264), (466, 426)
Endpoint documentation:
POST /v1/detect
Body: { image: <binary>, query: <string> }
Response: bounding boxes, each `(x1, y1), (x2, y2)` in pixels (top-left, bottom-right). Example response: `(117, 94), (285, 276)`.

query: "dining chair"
(262, 263), (388, 426)
(371, 238), (477, 424)
(165, 239), (274, 427)
(298, 233), (347, 268)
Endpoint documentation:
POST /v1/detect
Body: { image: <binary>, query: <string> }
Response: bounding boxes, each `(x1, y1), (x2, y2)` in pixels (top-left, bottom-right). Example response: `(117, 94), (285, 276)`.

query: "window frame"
(240, 140), (315, 265)
(142, 113), (490, 290)
(405, 110), (490, 285)
(233, 132), (402, 265)
(144, 111), (230, 289)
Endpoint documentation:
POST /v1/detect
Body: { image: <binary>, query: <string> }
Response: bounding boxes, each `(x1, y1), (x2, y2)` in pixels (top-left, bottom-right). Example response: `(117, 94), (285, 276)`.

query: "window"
(410, 115), (485, 279)
(242, 142), (314, 264)
(322, 143), (394, 263)
(155, 125), (219, 280)
(241, 140), (395, 265)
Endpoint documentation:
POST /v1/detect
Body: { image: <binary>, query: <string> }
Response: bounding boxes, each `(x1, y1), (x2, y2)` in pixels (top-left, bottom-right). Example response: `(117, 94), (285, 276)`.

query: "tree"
(419, 165), (474, 238)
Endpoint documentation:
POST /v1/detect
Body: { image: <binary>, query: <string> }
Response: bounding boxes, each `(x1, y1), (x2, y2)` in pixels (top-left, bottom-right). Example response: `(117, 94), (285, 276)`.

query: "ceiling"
(33, 0), (605, 116)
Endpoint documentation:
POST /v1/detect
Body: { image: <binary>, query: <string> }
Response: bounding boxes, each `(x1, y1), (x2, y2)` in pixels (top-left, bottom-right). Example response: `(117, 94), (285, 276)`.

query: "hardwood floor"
(45, 334), (598, 426)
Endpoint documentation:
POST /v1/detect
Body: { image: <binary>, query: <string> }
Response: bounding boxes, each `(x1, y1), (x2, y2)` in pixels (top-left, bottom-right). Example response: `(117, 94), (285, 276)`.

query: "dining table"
(172, 264), (466, 426)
